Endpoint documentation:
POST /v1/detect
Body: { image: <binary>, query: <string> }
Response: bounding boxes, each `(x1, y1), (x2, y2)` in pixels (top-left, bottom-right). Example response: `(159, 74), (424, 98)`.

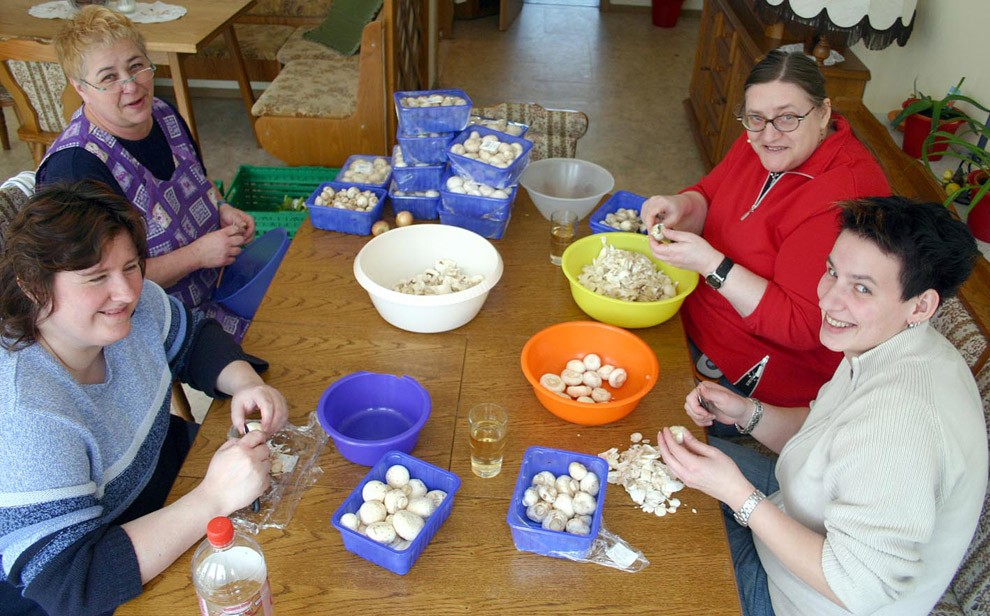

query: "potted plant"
(893, 78), (969, 160)
(892, 82), (990, 240)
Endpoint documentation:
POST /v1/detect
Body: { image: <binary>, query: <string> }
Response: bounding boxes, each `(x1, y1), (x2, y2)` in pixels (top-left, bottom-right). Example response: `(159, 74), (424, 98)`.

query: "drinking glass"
(468, 403), (508, 478)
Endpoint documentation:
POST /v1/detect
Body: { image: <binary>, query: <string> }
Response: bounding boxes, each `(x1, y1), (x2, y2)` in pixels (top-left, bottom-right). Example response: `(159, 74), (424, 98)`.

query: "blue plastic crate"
(307, 182), (388, 235)
(439, 177), (517, 220)
(446, 125), (533, 190)
(506, 446), (609, 559)
(394, 89), (473, 134)
(397, 130), (456, 165)
(438, 205), (511, 240)
(331, 451), (462, 575)
(588, 190), (649, 235)
(335, 154), (392, 191)
(392, 159), (446, 192)
(389, 183), (440, 220)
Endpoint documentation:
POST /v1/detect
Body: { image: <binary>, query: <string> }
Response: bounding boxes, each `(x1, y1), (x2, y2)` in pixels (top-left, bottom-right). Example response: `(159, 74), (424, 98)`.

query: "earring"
(746, 138), (751, 144)
(907, 321), (919, 329)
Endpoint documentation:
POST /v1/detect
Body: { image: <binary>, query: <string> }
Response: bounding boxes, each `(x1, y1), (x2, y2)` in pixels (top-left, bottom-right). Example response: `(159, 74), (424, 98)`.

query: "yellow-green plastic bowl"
(561, 232), (699, 328)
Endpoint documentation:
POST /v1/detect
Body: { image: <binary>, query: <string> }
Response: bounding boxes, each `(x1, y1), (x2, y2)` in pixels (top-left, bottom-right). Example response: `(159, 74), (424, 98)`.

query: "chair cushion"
(302, 0), (382, 56)
(247, 0), (334, 19)
(251, 59), (358, 119)
(931, 296), (989, 374)
(277, 26), (351, 64)
(470, 102), (590, 160)
(198, 24), (295, 62)
(0, 183), (31, 250)
(4, 60), (68, 133)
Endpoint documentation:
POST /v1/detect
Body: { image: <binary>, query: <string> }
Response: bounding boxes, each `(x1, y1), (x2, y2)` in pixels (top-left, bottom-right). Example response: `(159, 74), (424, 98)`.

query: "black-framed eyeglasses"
(736, 106), (817, 133)
(80, 62), (157, 93)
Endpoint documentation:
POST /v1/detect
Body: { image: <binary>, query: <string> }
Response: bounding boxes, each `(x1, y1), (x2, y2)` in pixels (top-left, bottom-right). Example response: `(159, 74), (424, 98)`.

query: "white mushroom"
(361, 480), (388, 503)
(568, 461), (589, 481)
(522, 486), (541, 507)
(406, 496), (437, 518)
(581, 371), (603, 388)
(540, 373), (566, 393)
(406, 478), (428, 499)
(560, 369), (584, 386)
(532, 470), (557, 488)
(597, 364), (616, 379)
(385, 464), (411, 489)
(591, 388), (612, 403)
(670, 425), (688, 444)
(582, 353), (602, 371)
(340, 512), (360, 531)
(572, 490), (598, 516)
(579, 472), (601, 497)
(365, 521), (397, 544)
(566, 385), (592, 398)
(425, 489), (447, 509)
(526, 501), (552, 523)
(536, 484), (558, 504)
(555, 474), (578, 497)
(576, 396), (595, 403)
(542, 510), (569, 532)
(608, 368), (628, 388)
(565, 359), (586, 373)
(383, 489), (409, 514)
(392, 510), (426, 541)
(553, 492), (575, 518)
(565, 517), (592, 536)
(358, 500), (387, 525)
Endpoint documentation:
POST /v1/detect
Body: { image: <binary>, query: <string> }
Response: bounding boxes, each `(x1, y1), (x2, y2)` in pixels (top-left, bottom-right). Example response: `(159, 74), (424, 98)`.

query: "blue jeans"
(710, 437), (779, 616)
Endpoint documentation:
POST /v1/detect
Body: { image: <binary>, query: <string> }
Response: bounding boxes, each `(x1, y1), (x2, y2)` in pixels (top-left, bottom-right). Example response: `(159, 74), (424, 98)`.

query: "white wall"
(852, 0), (989, 119)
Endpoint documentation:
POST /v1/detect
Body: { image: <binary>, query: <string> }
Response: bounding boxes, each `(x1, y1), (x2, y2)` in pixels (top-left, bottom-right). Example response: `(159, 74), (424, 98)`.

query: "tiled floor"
(1, 4), (706, 421)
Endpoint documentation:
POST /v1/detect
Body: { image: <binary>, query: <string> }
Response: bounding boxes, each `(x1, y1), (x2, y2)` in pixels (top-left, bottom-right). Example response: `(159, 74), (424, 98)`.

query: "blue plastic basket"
(331, 451), (462, 575)
(307, 182), (388, 235)
(588, 190), (649, 235)
(438, 205), (511, 240)
(389, 183), (440, 220)
(213, 227), (291, 319)
(397, 131), (456, 165)
(392, 162), (446, 192)
(506, 446), (609, 559)
(446, 125), (533, 190)
(336, 155), (393, 191)
(439, 178), (517, 220)
(394, 88), (473, 134)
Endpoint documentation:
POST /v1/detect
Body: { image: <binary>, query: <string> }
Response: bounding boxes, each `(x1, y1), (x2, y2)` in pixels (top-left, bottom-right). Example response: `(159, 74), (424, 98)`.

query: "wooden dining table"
(118, 192), (744, 614)
(0, 0), (257, 143)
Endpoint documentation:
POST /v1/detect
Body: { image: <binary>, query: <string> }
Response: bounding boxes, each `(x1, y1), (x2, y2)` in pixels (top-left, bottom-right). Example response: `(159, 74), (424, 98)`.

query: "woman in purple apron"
(37, 6), (255, 341)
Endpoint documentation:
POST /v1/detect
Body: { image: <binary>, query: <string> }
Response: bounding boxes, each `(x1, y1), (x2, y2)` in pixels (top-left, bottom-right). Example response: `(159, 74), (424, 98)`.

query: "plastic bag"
(544, 522), (650, 572)
(230, 411), (328, 534)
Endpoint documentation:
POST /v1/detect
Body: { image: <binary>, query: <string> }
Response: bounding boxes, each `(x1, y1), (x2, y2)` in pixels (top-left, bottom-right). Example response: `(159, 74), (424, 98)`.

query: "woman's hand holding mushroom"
(656, 428), (753, 509)
(685, 382), (750, 428)
(229, 382), (288, 435)
(197, 429), (273, 513)
(219, 203), (256, 244)
(650, 226), (723, 276)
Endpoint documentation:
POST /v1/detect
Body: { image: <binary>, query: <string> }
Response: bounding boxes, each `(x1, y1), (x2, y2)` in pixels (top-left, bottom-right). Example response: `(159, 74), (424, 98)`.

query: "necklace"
(38, 334), (104, 383)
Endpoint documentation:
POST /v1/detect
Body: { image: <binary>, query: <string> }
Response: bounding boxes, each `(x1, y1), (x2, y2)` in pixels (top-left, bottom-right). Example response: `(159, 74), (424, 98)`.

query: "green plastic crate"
(225, 165), (339, 238)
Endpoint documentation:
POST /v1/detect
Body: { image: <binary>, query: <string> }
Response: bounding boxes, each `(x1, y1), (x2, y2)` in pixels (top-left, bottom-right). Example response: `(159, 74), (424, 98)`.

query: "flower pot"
(966, 199), (990, 243)
(966, 169), (988, 203)
(652, 0), (685, 28)
(902, 112), (965, 160)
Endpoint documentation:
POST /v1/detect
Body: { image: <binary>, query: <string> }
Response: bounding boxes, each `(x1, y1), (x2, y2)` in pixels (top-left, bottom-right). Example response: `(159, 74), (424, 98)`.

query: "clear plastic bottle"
(192, 516), (274, 616)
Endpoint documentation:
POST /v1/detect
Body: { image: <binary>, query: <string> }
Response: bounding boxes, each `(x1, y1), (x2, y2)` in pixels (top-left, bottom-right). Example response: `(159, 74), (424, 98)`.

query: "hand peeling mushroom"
(669, 425), (688, 444)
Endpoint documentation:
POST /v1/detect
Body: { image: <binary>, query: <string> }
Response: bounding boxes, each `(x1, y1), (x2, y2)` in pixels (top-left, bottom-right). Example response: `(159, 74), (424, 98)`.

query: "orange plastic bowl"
(520, 321), (659, 425)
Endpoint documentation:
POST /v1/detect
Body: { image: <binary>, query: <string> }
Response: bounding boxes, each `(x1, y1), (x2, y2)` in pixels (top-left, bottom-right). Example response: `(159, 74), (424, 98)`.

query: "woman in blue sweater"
(0, 181), (287, 615)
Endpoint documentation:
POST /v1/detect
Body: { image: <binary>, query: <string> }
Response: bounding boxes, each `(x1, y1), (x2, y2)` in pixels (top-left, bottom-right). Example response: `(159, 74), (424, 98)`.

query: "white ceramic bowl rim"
(353, 225), (505, 306)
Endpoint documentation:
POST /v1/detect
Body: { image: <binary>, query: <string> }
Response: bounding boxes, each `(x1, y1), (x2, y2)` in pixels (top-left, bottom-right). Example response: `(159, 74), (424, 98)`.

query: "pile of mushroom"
(599, 431), (686, 517)
(539, 353), (627, 404)
(313, 185), (380, 212)
(449, 131), (524, 169)
(400, 94), (468, 108)
(393, 258), (484, 295)
(600, 207), (647, 233)
(467, 116), (527, 137)
(339, 157), (391, 186)
(522, 461), (600, 535)
(577, 240), (678, 302)
(444, 175), (510, 199)
(339, 464), (448, 550)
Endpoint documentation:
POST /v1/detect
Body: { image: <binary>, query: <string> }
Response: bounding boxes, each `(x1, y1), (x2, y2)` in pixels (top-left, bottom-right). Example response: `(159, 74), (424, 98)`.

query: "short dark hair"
(0, 181), (147, 350)
(839, 196), (979, 303)
(744, 50), (828, 106)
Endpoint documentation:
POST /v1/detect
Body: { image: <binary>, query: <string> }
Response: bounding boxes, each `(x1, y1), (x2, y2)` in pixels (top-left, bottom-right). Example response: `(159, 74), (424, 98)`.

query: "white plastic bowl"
(519, 158), (615, 220)
(353, 224), (504, 333)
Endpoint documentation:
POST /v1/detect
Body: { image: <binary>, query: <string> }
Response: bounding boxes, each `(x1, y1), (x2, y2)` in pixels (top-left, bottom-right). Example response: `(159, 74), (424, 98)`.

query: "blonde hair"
(54, 5), (147, 81)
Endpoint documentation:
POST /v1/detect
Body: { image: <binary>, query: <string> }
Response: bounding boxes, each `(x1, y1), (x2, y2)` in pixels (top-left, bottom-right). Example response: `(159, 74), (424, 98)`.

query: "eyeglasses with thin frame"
(736, 106), (817, 133)
(79, 62), (157, 94)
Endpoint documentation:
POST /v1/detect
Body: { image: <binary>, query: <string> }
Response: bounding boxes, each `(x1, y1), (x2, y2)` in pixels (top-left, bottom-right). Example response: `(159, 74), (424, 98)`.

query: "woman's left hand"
(230, 384), (288, 435)
(219, 204), (256, 244)
(650, 227), (724, 276)
(656, 427), (754, 507)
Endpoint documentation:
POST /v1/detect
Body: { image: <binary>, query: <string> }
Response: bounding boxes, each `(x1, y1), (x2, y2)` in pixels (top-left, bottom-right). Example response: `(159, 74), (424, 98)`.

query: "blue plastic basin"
(213, 227), (290, 319)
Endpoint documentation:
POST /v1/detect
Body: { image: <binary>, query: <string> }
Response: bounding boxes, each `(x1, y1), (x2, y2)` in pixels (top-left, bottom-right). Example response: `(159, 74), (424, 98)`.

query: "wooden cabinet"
(687, 0), (873, 169)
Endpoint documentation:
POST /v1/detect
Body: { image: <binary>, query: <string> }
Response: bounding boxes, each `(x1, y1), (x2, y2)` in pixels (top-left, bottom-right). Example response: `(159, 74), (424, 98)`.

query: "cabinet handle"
(700, 65), (711, 72)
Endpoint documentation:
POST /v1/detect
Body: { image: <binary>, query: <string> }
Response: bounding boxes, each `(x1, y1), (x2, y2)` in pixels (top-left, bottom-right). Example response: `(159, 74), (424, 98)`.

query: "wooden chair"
(0, 174), (32, 249)
(469, 102), (590, 160)
(0, 85), (15, 150)
(0, 38), (80, 166)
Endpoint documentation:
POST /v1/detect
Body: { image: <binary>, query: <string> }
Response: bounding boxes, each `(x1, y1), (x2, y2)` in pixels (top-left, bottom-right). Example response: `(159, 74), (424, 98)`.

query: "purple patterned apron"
(43, 98), (250, 341)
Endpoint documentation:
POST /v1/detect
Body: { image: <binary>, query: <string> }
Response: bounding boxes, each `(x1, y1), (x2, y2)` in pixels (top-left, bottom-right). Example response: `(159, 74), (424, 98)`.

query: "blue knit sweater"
(0, 281), (264, 615)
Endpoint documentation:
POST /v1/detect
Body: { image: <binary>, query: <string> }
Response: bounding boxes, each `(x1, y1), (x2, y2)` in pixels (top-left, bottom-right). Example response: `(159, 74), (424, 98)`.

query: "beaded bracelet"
(735, 398), (764, 435)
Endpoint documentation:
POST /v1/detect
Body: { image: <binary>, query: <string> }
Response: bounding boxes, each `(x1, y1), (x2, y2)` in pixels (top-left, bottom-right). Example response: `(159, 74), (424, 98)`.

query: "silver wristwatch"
(705, 257), (734, 290)
(733, 489), (766, 527)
